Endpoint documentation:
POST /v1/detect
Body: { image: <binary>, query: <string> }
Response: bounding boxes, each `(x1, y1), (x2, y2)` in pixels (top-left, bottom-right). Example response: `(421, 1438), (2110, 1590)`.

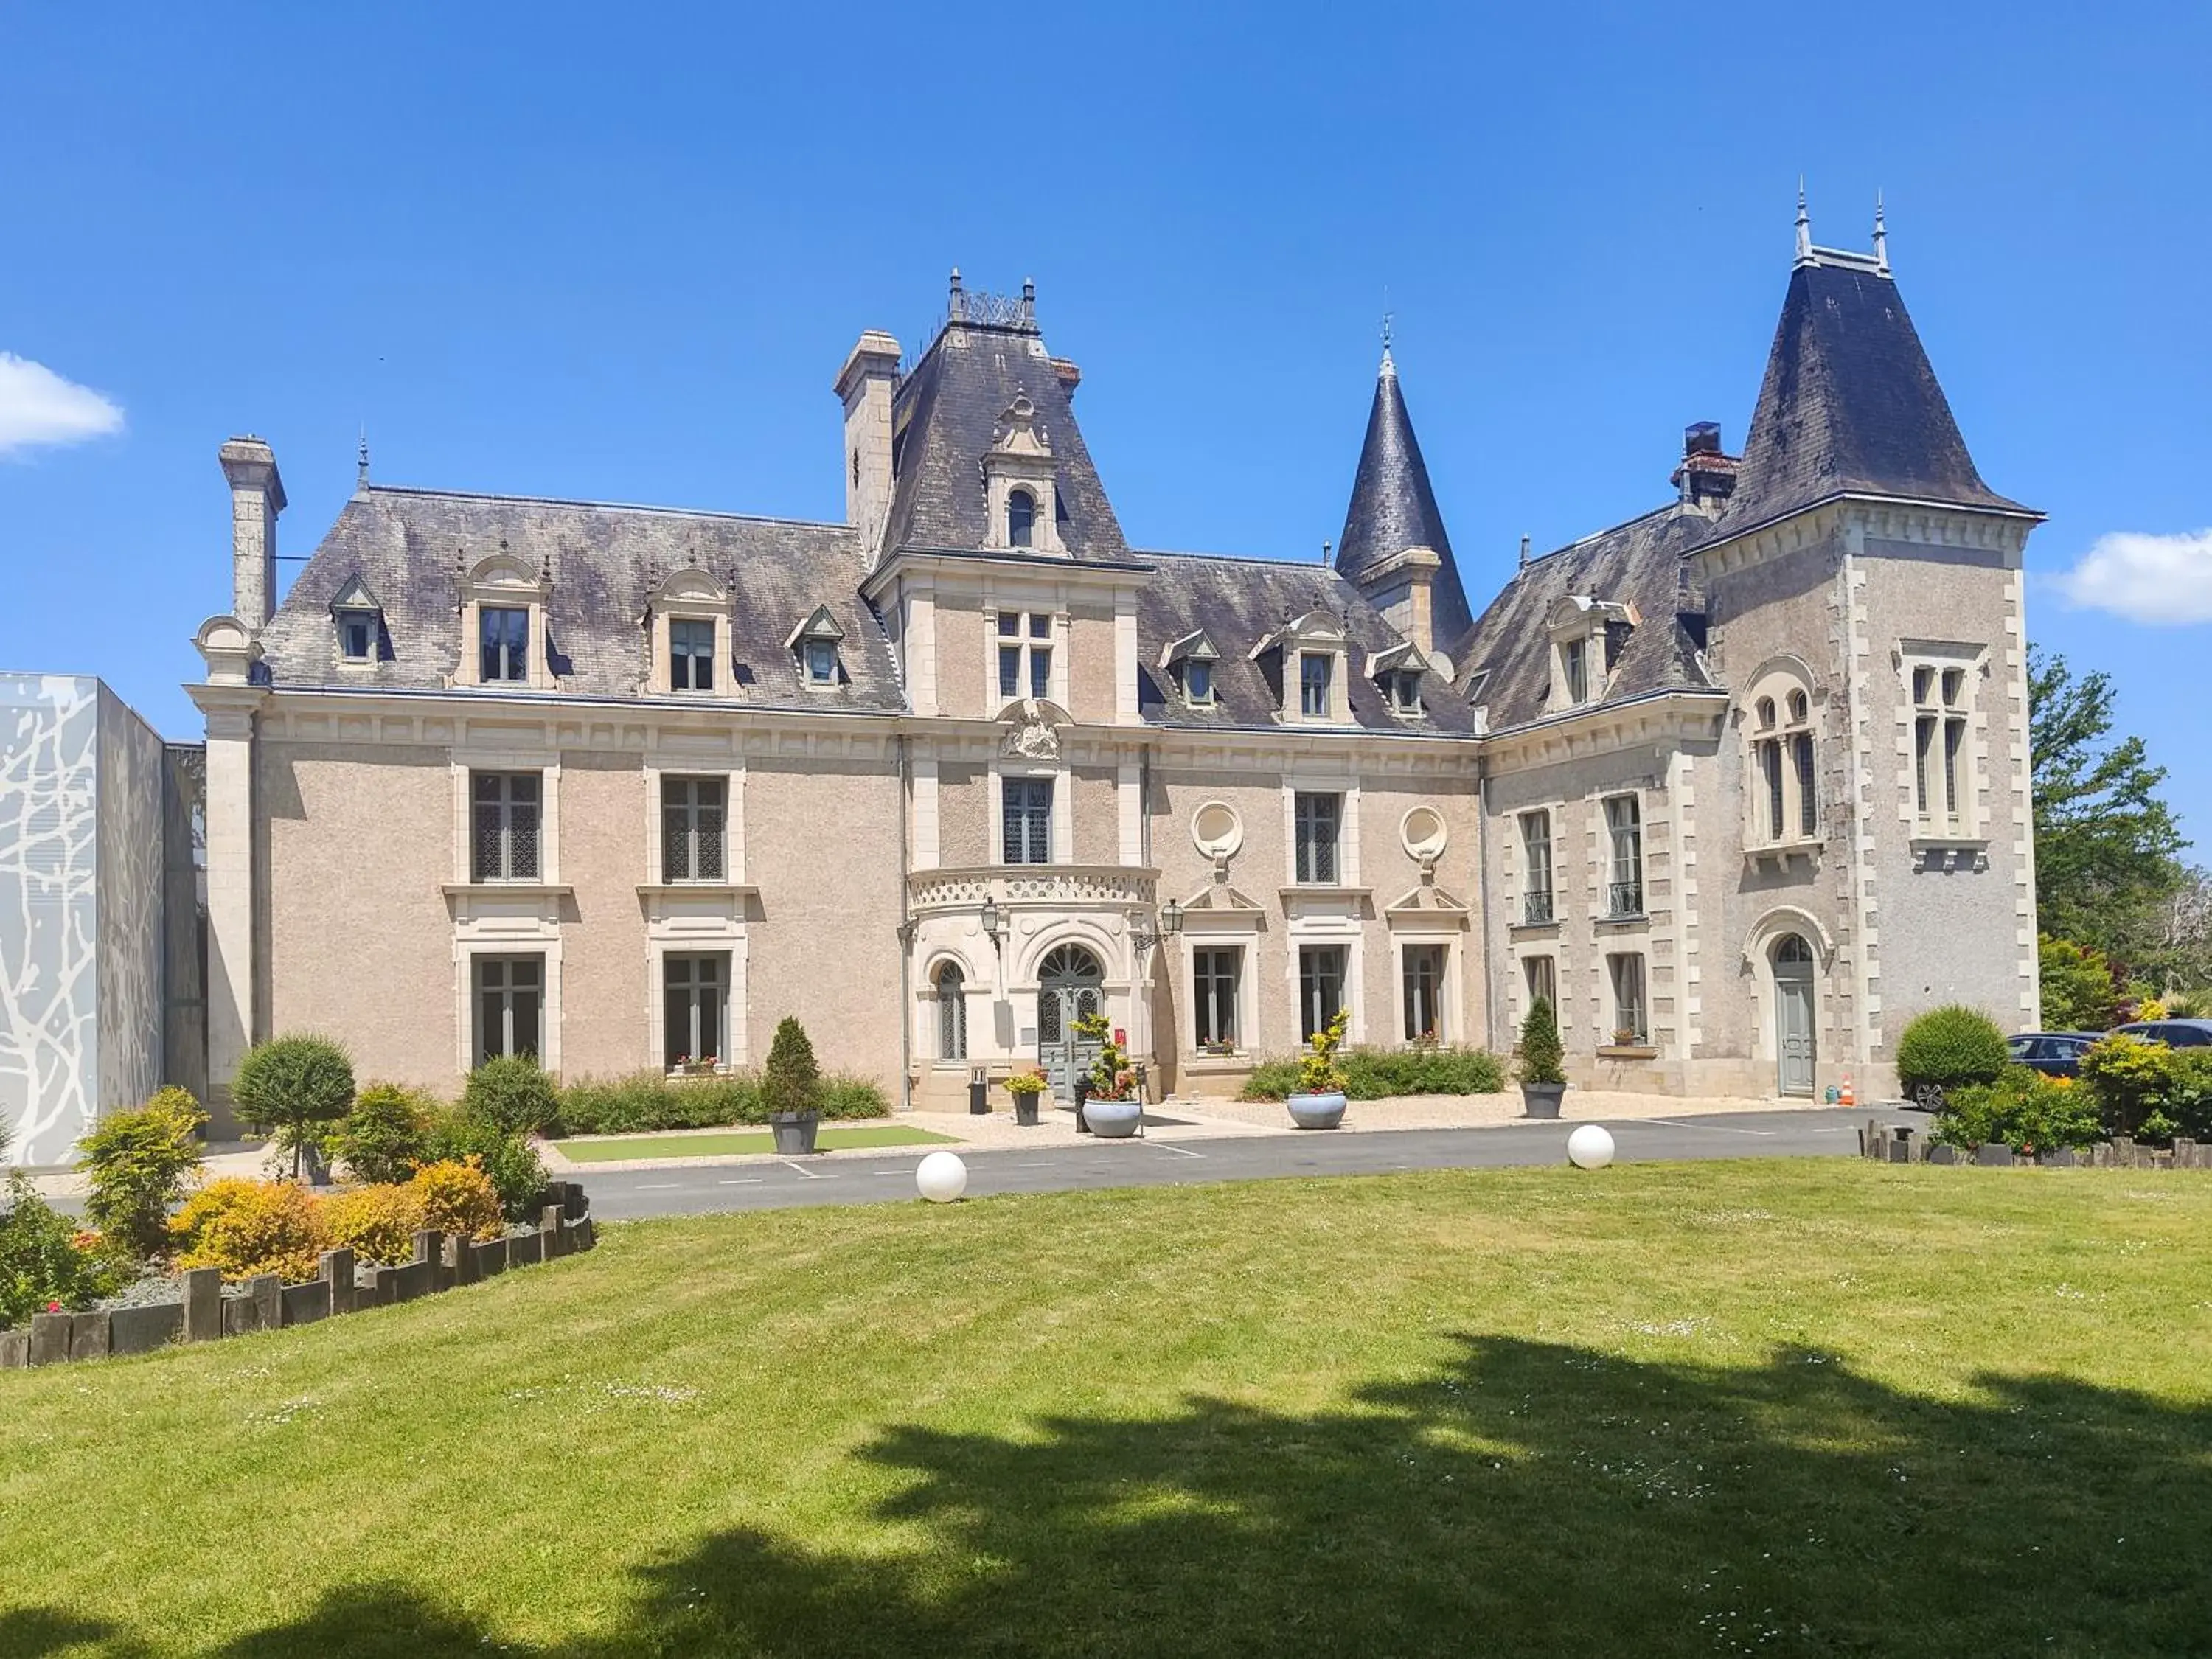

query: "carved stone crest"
(1000, 699), (1061, 761)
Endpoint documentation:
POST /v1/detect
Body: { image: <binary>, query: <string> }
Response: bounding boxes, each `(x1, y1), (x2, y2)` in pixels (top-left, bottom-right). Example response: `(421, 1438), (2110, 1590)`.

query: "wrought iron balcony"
(1606, 880), (1645, 919)
(1521, 891), (1555, 925)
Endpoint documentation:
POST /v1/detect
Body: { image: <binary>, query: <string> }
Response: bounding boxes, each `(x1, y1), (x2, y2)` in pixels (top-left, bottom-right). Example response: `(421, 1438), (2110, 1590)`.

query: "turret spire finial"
(1380, 289), (1395, 375)
(1794, 177), (1812, 265)
(1873, 189), (1889, 274)
(355, 427), (369, 493)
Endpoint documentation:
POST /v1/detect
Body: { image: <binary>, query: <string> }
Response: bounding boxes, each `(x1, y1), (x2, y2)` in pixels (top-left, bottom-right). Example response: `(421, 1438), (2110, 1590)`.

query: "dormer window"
(1299, 653), (1332, 717)
(982, 392), (1063, 554)
(1159, 628), (1222, 711)
(1007, 488), (1036, 549)
(329, 574), (383, 666)
(1392, 672), (1422, 712)
(1186, 659), (1214, 705)
(1561, 638), (1587, 704)
(787, 604), (846, 692)
(1545, 594), (1637, 712)
(1368, 641), (1430, 719)
(669, 618), (717, 692)
(481, 606), (529, 681)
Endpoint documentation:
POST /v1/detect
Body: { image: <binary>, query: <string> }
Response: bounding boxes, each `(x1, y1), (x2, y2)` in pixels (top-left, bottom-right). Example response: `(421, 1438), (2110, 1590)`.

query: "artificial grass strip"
(552, 1123), (959, 1161)
(4, 1162), (2208, 1657)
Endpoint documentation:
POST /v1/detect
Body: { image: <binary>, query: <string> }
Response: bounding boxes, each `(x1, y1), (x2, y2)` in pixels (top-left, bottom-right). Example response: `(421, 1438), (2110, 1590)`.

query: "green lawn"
(550, 1123), (958, 1161)
(4, 1163), (2208, 1658)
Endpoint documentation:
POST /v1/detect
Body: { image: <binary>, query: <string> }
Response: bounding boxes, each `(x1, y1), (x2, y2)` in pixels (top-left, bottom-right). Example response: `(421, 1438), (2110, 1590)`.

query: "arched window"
(936, 962), (967, 1060)
(1756, 697), (1776, 729)
(1747, 672), (1818, 845)
(1007, 488), (1036, 549)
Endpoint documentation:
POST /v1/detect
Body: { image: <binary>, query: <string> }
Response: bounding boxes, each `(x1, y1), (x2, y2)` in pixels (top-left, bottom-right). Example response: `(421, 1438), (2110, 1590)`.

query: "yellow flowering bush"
(172, 1178), (325, 1283)
(319, 1183), (425, 1266)
(407, 1158), (503, 1243)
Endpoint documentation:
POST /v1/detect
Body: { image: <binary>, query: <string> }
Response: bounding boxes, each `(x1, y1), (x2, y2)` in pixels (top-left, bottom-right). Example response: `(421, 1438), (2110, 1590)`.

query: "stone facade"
(185, 222), (2039, 1111)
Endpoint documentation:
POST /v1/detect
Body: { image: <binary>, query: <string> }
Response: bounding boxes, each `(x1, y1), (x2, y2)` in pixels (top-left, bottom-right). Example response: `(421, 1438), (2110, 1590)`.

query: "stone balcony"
(907, 864), (1160, 915)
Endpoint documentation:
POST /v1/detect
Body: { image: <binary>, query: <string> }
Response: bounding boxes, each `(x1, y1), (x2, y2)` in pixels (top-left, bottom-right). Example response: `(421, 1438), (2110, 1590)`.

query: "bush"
(1934, 1066), (2104, 1154)
(2079, 1032), (2178, 1139)
(409, 1158), (503, 1242)
(319, 1183), (425, 1266)
(762, 1017), (823, 1117)
(2039, 936), (2118, 1032)
(1, 1174), (125, 1326)
(551, 1069), (886, 1135)
(461, 1055), (559, 1138)
(1236, 1045), (1508, 1102)
(2163, 1049), (2212, 1141)
(1292, 1010), (1349, 1097)
(1236, 1058), (1304, 1102)
(820, 1076), (891, 1119)
(425, 1109), (548, 1222)
(1894, 1006), (2010, 1103)
(172, 1178), (326, 1282)
(1517, 997), (1567, 1088)
(232, 1034), (356, 1179)
(76, 1086), (206, 1260)
(329, 1084), (437, 1183)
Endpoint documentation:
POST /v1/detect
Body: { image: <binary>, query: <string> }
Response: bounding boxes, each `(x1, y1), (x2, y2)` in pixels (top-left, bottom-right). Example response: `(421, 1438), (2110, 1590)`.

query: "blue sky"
(3, 4), (2207, 838)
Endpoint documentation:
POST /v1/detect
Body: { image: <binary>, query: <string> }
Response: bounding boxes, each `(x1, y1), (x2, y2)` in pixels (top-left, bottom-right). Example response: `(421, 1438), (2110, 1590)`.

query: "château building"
(187, 203), (2042, 1119)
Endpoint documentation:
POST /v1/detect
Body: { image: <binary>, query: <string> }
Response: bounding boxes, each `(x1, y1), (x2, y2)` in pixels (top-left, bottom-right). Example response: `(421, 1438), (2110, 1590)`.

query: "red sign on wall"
(1113, 1028), (1127, 1048)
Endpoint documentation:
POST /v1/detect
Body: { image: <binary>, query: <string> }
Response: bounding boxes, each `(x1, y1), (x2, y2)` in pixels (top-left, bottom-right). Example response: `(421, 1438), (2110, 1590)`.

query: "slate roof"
(1333, 355), (1475, 644)
(1444, 504), (1717, 734)
(1136, 552), (1477, 735)
(1717, 259), (2029, 535)
(256, 486), (905, 711)
(883, 319), (1130, 560)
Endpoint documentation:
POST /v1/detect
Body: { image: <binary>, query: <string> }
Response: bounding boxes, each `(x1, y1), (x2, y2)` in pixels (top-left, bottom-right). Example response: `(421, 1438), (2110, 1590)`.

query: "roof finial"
(1794, 177), (1813, 266)
(1873, 189), (1889, 275)
(1518, 533), (1531, 571)
(1380, 288), (1395, 375)
(355, 426), (369, 493)
(1321, 538), (1332, 566)
(948, 266), (965, 324)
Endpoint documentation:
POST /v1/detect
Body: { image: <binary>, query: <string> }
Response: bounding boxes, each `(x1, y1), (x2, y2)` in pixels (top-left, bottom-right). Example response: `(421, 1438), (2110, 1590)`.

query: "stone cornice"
(1478, 689), (1729, 774)
(1692, 495), (2037, 582)
(860, 546), (1151, 605)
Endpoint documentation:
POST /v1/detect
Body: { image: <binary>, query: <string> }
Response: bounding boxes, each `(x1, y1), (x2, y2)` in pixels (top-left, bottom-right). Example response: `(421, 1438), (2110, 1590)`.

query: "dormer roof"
(327, 574), (382, 615)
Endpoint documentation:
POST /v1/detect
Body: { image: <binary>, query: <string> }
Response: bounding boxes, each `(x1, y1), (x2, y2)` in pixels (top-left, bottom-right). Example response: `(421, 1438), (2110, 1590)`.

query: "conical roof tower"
(1335, 346), (1474, 650)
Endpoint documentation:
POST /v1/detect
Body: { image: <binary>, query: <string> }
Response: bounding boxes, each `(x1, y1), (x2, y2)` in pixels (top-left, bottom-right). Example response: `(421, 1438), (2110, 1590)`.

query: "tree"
(230, 1035), (356, 1180)
(77, 1087), (206, 1259)
(762, 1017), (823, 1119)
(2037, 936), (2118, 1033)
(2029, 647), (2186, 964)
(1516, 998), (1566, 1087)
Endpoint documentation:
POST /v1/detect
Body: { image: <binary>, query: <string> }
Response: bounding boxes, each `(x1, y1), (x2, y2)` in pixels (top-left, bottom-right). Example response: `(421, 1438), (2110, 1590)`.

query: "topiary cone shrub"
(1517, 997), (1567, 1088)
(1895, 1006), (2009, 1106)
(231, 1035), (356, 1180)
(763, 1017), (823, 1119)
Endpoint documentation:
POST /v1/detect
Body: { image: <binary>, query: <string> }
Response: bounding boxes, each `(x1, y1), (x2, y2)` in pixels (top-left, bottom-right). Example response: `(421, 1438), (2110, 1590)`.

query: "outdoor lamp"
(980, 896), (1002, 944)
(1160, 897), (1183, 937)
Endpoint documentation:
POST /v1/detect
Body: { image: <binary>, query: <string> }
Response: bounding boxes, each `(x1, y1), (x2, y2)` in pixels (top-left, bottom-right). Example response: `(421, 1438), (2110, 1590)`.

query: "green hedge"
(1238, 1046), (1506, 1102)
(1895, 1006), (2011, 1099)
(1933, 1066), (2103, 1154)
(550, 1071), (890, 1137)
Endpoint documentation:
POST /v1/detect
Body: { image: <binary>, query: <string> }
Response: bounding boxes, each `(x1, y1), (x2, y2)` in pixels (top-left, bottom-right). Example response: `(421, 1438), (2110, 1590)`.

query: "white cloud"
(2055, 528), (2212, 625)
(0, 352), (125, 456)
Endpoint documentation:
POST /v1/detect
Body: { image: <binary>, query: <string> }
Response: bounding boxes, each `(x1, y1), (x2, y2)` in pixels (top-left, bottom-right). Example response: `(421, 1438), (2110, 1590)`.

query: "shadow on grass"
(19, 1335), (2208, 1657)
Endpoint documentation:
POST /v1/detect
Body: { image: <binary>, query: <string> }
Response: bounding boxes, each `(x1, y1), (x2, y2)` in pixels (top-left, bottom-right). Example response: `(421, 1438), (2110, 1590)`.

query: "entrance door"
(1037, 945), (1105, 1098)
(1773, 935), (1816, 1096)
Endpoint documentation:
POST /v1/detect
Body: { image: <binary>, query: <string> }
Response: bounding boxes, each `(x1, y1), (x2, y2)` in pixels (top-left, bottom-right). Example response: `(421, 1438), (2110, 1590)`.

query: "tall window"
(1192, 946), (1242, 1048)
(1604, 794), (1642, 917)
(480, 606), (528, 682)
(1298, 945), (1346, 1042)
(1792, 726), (1818, 837)
(661, 777), (726, 883)
(1003, 776), (1053, 865)
(1402, 944), (1446, 1043)
(1561, 637), (1587, 705)
(1185, 659), (1214, 706)
(1520, 810), (1554, 923)
(474, 956), (542, 1063)
(669, 618), (716, 692)
(1913, 664), (1972, 828)
(1299, 653), (1332, 717)
(663, 953), (724, 1069)
(997, 611), (1052, 702)
(936, 963), (967, 1060)
(1751, 686), (1818, 844)
(471, 773), (540, 882)
(1523, 954), (1557, 1018)
(1007, 488), (1036, 548)
(1293, 792), (1340, 885)
(1607, 953), (1648, 1045)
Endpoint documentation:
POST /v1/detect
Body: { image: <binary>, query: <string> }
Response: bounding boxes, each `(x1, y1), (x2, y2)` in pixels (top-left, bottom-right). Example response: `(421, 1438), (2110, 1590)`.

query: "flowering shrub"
(2079, 1033), (2174, 1138)
(1075, 1013), (1139, 1101)
(1934, 1066), (2104, 1154)
(1, 1174), (125, 1326)
(319, 1183), (424, 1266)
(172, 1178), (325, 1282)
(408, 1159), (502, 1242)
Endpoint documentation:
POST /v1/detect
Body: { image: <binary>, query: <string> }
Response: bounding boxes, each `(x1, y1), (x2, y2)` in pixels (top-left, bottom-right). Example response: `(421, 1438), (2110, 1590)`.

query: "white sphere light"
(1566, 1124), (1616, 1171)
(916, 1150), (969, 1203)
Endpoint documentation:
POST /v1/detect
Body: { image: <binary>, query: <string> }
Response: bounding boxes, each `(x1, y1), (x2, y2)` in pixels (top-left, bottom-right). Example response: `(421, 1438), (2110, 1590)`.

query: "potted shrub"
(763, 1016), (824, 1154)
(1287, 1009), (1350, 1129)
(1074, 1015), (1144, 1138)
(1517, 996), (1568, 1119)
(1005, 1069), (1048, 1127)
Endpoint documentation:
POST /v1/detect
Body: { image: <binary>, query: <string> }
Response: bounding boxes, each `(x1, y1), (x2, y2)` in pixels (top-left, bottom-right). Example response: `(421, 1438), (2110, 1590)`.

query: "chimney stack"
(218, 436), (286, 626)
(1671, 422), (1739, 515)
(835, 331), (902, 567)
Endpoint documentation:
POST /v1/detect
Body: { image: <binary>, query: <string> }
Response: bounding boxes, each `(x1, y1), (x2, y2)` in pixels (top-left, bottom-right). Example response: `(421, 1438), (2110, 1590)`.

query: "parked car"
(2006, 1032), (2101, 1078)
(2110, 1018), (2212, 1049)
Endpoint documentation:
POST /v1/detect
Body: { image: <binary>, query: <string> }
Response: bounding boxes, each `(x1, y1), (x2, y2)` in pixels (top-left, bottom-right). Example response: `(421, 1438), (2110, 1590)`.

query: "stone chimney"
(218, 436), (286, 626)
(1670, 422), (1739, 516)
(834, 331), (901, 566)
(1049, 356), (1082, 402)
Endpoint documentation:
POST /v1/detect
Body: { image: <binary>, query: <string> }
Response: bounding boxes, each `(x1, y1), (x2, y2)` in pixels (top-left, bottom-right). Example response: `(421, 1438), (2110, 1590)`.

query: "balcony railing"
(1606, 880), (1645, 918)
(1521, 891), (1555, 925)
(908, 864), (1159, 914)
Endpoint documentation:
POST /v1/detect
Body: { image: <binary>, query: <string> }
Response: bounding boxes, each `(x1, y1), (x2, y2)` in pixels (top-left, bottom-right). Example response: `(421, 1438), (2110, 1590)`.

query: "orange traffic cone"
(1840, 1075), (1856, 1109)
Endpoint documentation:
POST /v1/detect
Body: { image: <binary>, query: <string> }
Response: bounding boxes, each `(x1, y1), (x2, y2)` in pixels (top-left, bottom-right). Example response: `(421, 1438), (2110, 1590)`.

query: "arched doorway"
(1772, 934), (1816, 1096)
(1037, 945), (1105, 1098)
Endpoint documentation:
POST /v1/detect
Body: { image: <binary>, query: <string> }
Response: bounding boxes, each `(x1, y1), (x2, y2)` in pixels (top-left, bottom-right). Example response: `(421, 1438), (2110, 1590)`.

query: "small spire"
(1019, 276), (1036, 329)
(948, 266), (965, 324)
(355, 427), (369, 493)
(1873, 189), (1889, 275)
(1321, 538), (1332, 566)
(1518, 533), (1531, 571)
(1794, 177), (1813, 266)
(1380, 300), (1395, 375)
